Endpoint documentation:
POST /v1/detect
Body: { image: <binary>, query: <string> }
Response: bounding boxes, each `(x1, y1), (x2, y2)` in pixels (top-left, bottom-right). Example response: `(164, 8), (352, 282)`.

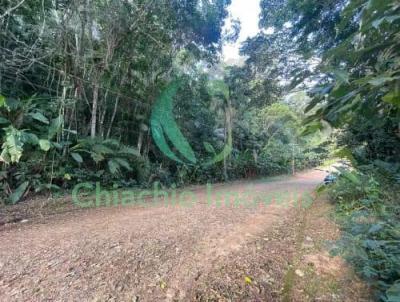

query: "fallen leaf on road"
(245, 276), (252, 284)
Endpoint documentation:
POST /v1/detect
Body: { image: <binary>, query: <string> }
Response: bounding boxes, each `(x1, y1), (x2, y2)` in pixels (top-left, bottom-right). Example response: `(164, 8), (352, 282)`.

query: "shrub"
(328, 170), (400, 301)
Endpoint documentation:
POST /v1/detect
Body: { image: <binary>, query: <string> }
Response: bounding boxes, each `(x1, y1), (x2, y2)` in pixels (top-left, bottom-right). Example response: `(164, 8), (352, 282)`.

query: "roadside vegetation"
(327, 170), (400, 301)
(262, 0), (400, 300)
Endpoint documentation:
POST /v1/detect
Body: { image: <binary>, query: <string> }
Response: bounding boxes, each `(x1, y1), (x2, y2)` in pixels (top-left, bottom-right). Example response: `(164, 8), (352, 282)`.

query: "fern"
(113, 158), (133, 171)
(70, 138), (138, 176)
(108, 159), (120, 175)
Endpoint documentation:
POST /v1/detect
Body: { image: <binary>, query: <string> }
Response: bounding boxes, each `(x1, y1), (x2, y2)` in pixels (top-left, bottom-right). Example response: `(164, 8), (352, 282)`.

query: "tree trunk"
(90, 81), (99, 138)
(292, 144), (296, 176)
(106, 73), (126, 139)
(137, 131), (143, 155)
(106, 97), (119, 139)
(223, 93), (233, 181)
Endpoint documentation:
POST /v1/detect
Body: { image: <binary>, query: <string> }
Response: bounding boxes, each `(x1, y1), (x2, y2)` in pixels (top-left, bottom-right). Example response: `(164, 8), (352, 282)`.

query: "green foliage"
(0, 0), (235, 194)
(0, 0), (329, 203)
(207, 80), (230, 101)
(0, 92), (143, 203)
(70, 138), (139, 176)
(301, 0), (399, 164)
(1, 126), (24, 163)
(30, 112), (49, 125)
(328, 170), (400, 301)
(70, 153), (83, 164)
(9, 181), (29, 205)
(0, 95), (5, 107)
(38, 139), (51, 152)
(257, 0), (400, 168)
(257, 3), (400, 298)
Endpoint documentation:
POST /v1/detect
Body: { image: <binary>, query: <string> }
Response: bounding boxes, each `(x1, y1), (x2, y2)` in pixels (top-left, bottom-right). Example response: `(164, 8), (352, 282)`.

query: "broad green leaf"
(71, 152), (83, 163)
(30, 112), (49, 124)
(0, 149), (11, 163)
(35, 183), (60, 193)
(48, 116), (63, 139)
(372, 15), (400, 28)
(368, 76), (395, 86)
(0, 95), (5, 107)
(9, 181), (29, 204)
(39, 139), (51, 152)
(382, 91), (400, 107)
(52, 142), (63, 150)
(0, 117), (10, 124)
(1, 126), (24, 163)
(23, 132), (39, 145)
(330, 84), (353, 99)
(4, 98), (19, 111)
(203, 142), (216, 154)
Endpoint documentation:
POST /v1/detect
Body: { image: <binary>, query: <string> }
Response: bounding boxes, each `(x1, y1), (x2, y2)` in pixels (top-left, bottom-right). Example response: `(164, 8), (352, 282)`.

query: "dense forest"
(0, 0), (329, 201)
(1, 0), (400, 300)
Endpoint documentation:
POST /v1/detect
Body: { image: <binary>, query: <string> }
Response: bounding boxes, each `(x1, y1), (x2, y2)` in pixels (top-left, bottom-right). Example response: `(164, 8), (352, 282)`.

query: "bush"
(327, 170), (400, 301)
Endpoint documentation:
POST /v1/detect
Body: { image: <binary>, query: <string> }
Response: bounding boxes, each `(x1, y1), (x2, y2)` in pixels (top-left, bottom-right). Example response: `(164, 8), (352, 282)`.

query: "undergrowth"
(326, 169), (400, 301)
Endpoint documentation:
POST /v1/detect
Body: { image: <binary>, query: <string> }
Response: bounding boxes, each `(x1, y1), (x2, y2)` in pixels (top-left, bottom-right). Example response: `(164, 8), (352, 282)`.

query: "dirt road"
(0, 171), (368, 301)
